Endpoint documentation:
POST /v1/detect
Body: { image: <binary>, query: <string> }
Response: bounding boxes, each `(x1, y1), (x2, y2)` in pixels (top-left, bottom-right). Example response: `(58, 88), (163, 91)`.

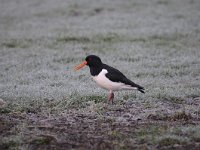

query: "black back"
(103, 64), (144, 92)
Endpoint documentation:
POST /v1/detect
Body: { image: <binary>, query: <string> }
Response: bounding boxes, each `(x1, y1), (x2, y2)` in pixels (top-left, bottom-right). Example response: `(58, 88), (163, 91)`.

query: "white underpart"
(92, 69), (137, 91)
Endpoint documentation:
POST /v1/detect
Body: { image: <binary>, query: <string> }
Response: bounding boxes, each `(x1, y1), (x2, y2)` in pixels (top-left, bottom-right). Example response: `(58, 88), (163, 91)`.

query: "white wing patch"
(101, 69), (108, 74)
(92, 69), (137, 91)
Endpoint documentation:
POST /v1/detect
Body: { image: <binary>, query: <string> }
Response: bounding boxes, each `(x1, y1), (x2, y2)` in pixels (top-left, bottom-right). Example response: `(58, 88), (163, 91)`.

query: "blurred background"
(0, 0), (199, 102)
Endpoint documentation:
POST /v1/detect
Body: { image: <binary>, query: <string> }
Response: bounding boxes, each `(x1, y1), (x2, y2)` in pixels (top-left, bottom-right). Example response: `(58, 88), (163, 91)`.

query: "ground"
(0, 0), (200, 149)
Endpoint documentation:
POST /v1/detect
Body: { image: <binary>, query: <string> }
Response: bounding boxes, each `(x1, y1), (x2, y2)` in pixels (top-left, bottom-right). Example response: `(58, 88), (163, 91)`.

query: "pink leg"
(108, 92), (114, 104)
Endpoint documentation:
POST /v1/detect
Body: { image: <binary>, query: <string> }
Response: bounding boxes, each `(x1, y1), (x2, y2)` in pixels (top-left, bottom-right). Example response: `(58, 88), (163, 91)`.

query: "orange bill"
(74, 61), (87, 70)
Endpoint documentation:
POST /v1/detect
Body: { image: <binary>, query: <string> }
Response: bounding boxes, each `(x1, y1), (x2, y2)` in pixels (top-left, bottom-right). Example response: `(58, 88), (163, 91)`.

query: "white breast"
(92, 69), (134, 91)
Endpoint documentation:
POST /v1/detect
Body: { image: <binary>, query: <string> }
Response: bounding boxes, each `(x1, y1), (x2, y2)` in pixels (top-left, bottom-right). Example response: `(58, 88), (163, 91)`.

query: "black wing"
(103, 64), (145, 93)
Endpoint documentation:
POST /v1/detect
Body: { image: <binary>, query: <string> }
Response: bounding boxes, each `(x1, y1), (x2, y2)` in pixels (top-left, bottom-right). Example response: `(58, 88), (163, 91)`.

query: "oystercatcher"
(75, 55), (145, 104)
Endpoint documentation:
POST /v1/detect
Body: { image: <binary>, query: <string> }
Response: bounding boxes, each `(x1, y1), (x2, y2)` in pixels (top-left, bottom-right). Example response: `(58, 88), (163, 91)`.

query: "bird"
(75, 55), (145, 104)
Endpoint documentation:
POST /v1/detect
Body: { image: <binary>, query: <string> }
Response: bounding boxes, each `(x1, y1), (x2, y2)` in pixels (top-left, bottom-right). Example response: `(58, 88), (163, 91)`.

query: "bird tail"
(123, 78), (145, 93)
(132, 82), (145, 94)
(137, 86), (145, 93)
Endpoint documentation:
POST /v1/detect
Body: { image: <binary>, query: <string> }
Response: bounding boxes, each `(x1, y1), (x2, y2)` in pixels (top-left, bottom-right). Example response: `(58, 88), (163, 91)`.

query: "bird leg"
(108, 91), (114, 104)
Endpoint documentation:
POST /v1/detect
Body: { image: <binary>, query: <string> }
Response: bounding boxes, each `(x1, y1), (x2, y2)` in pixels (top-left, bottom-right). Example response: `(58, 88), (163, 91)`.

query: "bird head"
(75, 55), (102, 70)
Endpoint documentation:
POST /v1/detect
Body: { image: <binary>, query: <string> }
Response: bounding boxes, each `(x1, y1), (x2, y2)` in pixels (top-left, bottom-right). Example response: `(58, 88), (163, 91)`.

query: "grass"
(1, 39), (31, 49)
(0, 0), (200, 149)
(157, 137), (183, 147)
(0, 139), (20, 150)
(56, 33), (120, 44)
(30, 135), (56, 145)
(55, 32), (192, 48)
(56, 36), (91, 43)
(169, 111), (192, 121)
(67, 93), (107, 109)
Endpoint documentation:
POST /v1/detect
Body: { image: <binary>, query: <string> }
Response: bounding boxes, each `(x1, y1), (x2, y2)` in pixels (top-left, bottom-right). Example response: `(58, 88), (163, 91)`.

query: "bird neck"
(89, 66), (103, 76)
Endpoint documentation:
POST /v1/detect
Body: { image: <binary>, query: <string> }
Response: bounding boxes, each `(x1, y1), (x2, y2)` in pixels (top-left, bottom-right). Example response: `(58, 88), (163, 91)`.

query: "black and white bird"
(75, 55), (145, 104)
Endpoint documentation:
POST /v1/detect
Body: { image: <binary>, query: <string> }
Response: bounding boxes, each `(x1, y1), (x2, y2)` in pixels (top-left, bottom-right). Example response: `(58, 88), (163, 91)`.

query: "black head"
(85, 55), (102, 67)
(75, 55), (103, 71)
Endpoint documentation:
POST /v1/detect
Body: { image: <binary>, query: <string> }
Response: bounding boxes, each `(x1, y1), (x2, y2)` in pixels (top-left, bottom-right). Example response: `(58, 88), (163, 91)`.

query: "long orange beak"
(74, 61), (87, 70)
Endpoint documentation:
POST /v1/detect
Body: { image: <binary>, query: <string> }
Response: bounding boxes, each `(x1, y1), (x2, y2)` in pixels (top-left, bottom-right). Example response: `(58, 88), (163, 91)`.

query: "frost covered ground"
(0, 0), (200, 149)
